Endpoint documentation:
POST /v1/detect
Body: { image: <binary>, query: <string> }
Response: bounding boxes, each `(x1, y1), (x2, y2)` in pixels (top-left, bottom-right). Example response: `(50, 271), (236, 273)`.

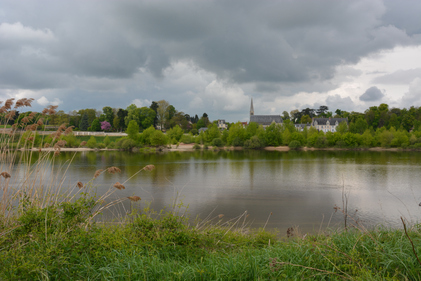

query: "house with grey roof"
(311, 117), (348, 133)
(249, 98), (283, 128)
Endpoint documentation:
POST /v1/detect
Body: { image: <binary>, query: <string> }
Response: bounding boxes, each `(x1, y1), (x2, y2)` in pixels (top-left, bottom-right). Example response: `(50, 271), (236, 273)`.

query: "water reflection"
(14, 150), (421, 234)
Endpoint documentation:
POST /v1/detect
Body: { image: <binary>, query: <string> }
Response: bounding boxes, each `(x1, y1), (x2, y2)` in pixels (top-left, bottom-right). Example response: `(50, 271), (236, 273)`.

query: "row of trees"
(27, 100), (211, 133)
(285, 104), (421, 133)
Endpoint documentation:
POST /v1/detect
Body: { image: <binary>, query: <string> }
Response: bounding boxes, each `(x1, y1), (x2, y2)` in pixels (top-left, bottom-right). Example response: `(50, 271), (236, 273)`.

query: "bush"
(86, 136), (97, 148)
(288, 140), (301, 149)
(62, 134), (81, 148)
(244, 136), (263, 149)
(103, 136), (111, 147)
(150, 130), (168, 147)
(180, 134), (192, 144)
(212, 138), (223, 147)
(193, 143), (201, 150)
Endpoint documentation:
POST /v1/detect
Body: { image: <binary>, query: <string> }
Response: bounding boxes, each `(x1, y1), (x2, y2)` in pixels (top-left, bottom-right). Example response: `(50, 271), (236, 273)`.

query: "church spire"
(250, 98), (254, 116)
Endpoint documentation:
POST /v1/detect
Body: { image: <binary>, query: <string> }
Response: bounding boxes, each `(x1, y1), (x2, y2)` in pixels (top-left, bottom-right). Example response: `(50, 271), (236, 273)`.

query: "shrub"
(180, 134), (192, 144)
(62, 134), (81, 148)
(86, 136), (97, 148)
(103, 136), (111, 147)
(150, 130), (168, 147)
(193, 143), (201, 150)
(289, 140), (301, 149)
(244, 136), (263, 149)
(127, 120), (139, 140)
(212, 138), (223, 147)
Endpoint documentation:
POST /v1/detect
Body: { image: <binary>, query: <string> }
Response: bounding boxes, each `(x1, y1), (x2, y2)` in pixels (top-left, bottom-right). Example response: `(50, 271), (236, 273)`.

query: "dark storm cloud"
(359, 86), (385, 102)
(0, 0), (421, 114)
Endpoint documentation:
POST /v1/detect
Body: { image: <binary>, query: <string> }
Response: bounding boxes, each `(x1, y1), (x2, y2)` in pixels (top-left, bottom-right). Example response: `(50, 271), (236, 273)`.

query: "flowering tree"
(101, 121), (111, 131)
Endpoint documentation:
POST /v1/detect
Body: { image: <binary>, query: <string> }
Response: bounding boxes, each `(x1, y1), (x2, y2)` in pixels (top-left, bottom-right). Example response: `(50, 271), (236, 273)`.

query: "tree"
(149, 101), (159, 127)
(102, 106), (115, 125)
(126, 120), (139, 140)
(139, 107), (156, 130)
(117, 109), (128, 131)
(150, 130), (168, 146)
(101, 121), (111, 131)
(300, 114), (312, 124)
(264, 123), (282, 146)
(282, 111), (290, 120)
(157, 100), (170, 130)
(316, 105), (329, 117)
(91, 118), (101, 131)
(79, 113), (89, 131)
(167, 125), (184, 142)
(78, 109), (97, 126)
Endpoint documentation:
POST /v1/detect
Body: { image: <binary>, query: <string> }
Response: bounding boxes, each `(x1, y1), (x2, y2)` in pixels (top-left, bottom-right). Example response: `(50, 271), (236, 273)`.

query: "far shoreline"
(29, 144), (421, 153)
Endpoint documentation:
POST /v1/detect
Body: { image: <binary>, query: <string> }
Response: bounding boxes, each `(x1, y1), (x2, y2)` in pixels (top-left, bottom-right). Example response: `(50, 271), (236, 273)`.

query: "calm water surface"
(27, 150), (421, 234)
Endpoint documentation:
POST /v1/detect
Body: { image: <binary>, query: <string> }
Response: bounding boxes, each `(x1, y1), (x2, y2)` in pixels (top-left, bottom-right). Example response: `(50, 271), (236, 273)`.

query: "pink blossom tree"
(101, 121), (111, 131)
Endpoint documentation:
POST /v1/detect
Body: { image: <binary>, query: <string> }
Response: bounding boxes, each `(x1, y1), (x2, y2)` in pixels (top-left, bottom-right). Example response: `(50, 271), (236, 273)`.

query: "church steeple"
(250, 98), (254, 116)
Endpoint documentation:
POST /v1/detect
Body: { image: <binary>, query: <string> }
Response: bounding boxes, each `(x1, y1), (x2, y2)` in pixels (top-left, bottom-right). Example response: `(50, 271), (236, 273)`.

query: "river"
(21, 150), (421, 234)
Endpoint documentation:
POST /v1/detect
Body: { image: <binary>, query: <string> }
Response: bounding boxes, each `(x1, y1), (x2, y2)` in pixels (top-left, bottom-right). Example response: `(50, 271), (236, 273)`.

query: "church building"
(249, 98), (283, 128)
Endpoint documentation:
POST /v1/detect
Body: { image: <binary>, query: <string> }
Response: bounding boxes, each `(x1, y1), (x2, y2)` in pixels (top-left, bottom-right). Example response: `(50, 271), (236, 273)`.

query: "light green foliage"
(86, 136), (97, 148)
(391, 129), (409, 147)
(282, 129), (291, 145)
(245, 122), (259, 140)
(167, 125), (184, 142)
(103, 136), (111, 147)
(126, 120), (139, 140)
(62, 134), (81, 148)
(360, 129), (374, 147)
(290, 132), (305, 146)
(205, 124), (221, 143)
(140, 126), (156, 145)
(150, 130), (168, 146)
(227, 122), (246, 146)
(337, 121), (349, 134)
(264, 123), (282, 146)
(180, 134), (192, 144)
(341, 132), (360, 148)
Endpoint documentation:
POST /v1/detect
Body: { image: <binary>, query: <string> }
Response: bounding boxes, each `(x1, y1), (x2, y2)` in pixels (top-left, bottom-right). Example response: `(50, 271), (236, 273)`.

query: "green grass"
(1, 200), (421, 280)
(75, 135), (122, 143)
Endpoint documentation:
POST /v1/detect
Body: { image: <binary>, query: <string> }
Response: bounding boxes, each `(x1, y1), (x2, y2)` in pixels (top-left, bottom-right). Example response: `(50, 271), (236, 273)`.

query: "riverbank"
(1, 204), (420, 280)
(30, 144), (420, 153)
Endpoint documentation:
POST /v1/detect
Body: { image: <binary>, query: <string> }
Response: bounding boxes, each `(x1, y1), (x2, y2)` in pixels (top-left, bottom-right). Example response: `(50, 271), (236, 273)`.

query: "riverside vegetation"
(1, 98), (421, 280)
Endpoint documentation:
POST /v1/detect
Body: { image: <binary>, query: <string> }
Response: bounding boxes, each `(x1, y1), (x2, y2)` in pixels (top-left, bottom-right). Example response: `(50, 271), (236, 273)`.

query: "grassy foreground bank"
(1, 201), (421, 280)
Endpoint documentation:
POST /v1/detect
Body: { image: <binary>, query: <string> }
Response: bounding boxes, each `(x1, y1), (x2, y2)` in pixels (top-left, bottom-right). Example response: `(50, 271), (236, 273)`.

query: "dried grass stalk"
(113, 182), (125, 190)
(144, 164), (155, 171)
(107, 167), (121, 174)
(1, 172), (11, 179)
(128, 196), (141, 202)
(77, 182), (84, 189)
(94, 169), (103, 178)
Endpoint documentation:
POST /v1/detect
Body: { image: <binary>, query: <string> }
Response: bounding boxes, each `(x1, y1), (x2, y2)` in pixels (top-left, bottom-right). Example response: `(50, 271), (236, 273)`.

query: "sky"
(0, 0), (421, 122)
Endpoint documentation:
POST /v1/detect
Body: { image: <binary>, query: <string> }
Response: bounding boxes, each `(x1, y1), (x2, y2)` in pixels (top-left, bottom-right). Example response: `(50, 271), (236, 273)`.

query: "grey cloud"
(372, 68), (421, 84)
(359, 86), (385, 102)
(325, 95), (356, 112)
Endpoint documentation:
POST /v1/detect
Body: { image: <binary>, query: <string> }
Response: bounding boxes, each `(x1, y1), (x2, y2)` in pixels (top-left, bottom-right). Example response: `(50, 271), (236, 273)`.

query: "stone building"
(249, 98), (283, 128)
(311, 117), (348, 133)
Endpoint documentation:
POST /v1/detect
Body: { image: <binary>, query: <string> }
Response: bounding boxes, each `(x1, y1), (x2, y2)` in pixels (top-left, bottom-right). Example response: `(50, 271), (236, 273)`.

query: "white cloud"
(37, 96), (63, 106)
(129, 98), (151, 108)
(0, 22), (54, 42)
